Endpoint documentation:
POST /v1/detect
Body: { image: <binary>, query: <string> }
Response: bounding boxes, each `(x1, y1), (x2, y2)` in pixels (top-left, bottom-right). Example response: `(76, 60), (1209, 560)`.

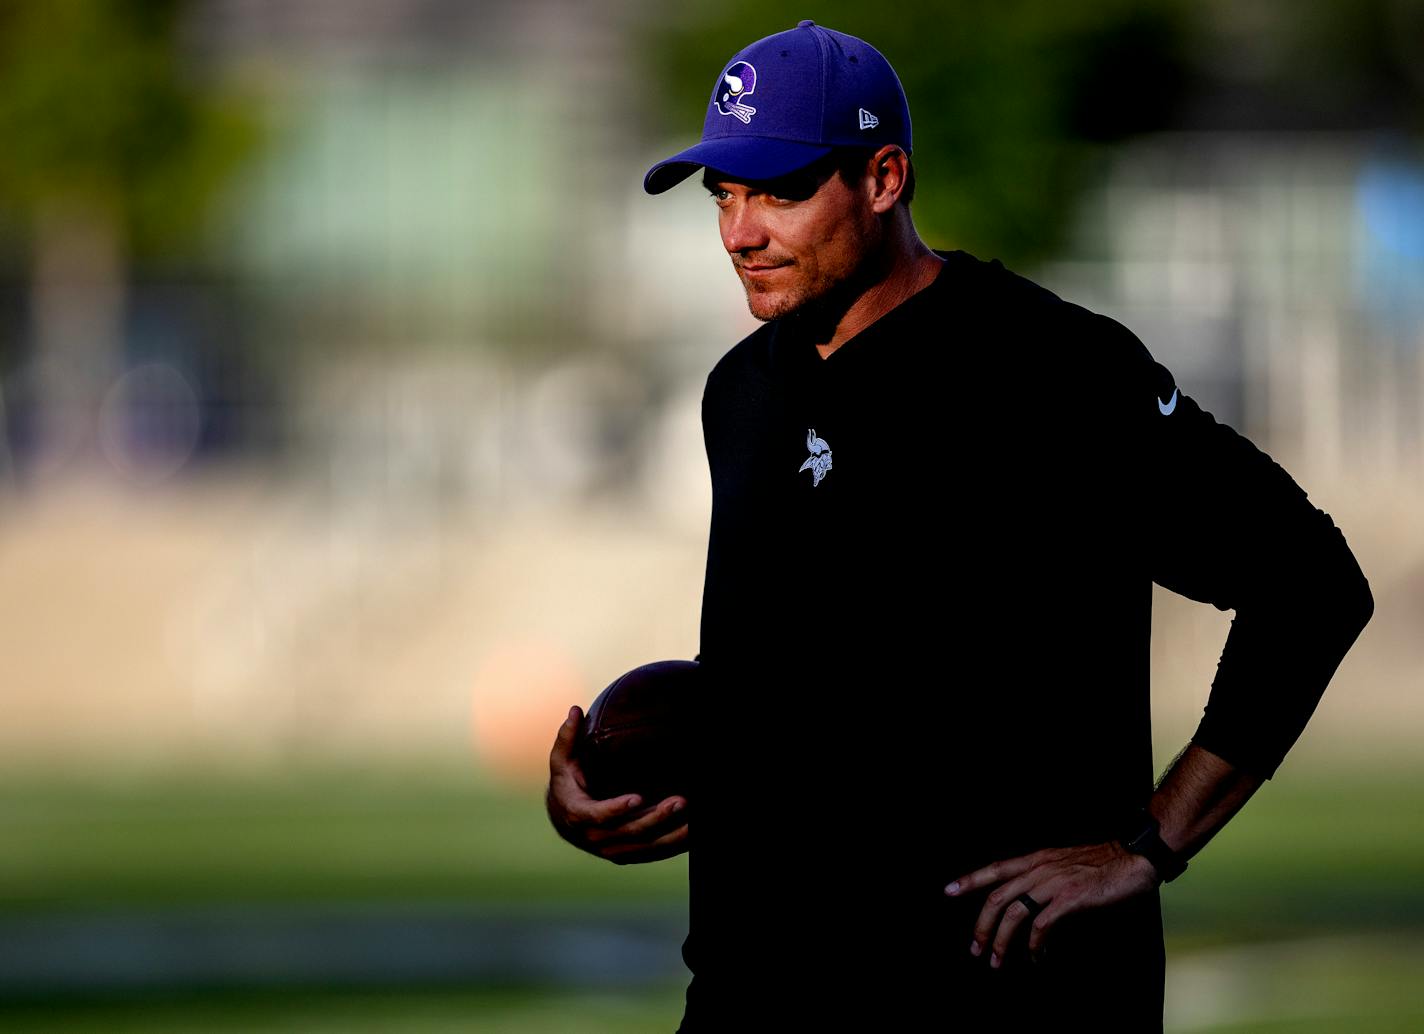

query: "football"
(576, 658), (698, 807)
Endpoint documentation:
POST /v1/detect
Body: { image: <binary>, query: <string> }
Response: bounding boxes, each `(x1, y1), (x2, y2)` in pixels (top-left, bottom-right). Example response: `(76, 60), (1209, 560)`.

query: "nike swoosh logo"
(1158, 387), (1178, 415)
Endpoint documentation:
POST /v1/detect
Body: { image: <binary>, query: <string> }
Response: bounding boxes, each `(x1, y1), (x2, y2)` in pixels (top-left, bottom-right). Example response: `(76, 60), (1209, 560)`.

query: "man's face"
(703, 155), (880, 323)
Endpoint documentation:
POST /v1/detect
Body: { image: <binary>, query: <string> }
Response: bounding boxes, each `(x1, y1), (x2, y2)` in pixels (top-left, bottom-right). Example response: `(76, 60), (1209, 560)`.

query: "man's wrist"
(1115, 806), (1189, 883)
(1122, 846), (1165, 886)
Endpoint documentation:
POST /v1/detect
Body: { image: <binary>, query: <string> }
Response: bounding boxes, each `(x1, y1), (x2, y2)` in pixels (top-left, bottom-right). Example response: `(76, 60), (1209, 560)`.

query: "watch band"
(1117, 807), (1188, 883)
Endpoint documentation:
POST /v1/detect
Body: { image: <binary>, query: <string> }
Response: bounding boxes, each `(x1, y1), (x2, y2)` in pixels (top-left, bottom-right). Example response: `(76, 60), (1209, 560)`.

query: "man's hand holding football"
(546, 704), (689, 864)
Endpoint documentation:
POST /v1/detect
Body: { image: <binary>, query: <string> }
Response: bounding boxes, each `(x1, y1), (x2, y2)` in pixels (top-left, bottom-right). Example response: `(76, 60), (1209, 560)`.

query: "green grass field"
(1, 758), (1421, 1031)
(0, 986), (693, 1034)
(4, 974), (1423, 1034)
(0, 759), (685, 913)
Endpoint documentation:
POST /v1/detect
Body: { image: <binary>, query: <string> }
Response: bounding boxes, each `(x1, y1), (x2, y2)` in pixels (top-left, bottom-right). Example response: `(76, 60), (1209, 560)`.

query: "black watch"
(1116, 807), (1187, 884)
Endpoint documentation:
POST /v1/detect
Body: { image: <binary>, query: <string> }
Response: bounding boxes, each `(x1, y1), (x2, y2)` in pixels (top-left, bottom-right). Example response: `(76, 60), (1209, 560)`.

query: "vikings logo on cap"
(715, 61), (757, 124)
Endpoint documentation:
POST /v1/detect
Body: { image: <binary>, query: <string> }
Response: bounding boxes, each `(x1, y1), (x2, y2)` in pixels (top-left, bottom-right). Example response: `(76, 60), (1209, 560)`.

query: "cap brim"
(643, 137), (834, 195)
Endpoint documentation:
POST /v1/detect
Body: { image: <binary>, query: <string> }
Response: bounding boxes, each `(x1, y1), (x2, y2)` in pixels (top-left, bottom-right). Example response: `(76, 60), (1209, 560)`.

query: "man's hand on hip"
(944, 841), (1160, 967)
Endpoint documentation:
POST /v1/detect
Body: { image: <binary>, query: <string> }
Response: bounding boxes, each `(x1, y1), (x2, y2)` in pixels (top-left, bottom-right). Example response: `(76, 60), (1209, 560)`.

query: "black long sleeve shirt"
(677, 248), (1374, 1030)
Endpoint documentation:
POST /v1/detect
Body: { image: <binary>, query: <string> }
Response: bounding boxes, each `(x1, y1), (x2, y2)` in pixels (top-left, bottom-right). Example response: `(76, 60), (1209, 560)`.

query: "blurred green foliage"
(636, 0), (1195, 268)
(635, 0), (1424, 270)
(0, 0), (264, 264)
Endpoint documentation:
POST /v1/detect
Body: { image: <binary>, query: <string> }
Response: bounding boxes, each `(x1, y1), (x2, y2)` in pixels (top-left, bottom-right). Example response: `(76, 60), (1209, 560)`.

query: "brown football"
(576, 658), (697, 806)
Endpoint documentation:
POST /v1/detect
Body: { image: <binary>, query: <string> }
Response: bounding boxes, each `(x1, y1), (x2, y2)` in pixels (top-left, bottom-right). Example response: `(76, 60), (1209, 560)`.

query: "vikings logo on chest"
(798, 427), (832, 487)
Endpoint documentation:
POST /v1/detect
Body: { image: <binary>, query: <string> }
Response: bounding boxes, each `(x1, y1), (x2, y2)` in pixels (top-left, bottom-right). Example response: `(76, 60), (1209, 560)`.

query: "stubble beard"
(742, 273), (827, 323)
(740, 250), (869, 326)
(745, 221), (887, 339)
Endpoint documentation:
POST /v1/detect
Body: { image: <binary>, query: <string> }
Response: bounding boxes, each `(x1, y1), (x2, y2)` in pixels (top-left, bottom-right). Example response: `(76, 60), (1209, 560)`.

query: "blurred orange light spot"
(469, 639), (586, 788)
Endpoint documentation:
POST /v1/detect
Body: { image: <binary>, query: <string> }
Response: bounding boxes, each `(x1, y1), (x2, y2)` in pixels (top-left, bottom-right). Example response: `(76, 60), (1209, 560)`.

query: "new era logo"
(858, 108), (879, 130)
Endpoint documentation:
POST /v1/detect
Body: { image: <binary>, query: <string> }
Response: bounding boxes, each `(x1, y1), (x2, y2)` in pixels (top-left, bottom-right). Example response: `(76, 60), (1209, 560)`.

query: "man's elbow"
(1350, 575), (1375, 639)
(1321, 520), (1374, 637)
(1315, 559), (1374, 658)
(1337, 539), (1374, 635)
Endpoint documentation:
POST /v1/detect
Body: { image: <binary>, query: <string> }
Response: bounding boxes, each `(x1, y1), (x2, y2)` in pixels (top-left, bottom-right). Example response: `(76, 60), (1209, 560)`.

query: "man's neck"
(801, 244), (946, 360)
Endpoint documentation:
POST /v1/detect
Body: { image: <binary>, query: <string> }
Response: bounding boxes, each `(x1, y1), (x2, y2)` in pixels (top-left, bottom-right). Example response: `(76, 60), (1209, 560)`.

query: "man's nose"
(720, 201), (769, 254)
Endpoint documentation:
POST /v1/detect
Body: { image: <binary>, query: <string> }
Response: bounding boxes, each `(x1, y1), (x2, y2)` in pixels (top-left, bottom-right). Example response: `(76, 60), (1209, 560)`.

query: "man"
(546, 20), (1375, 1031)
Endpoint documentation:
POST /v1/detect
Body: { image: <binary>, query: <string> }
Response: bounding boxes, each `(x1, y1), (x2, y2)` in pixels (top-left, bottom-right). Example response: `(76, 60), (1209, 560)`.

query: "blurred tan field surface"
(0, 467), (1414, 778)
(0, 470), (709, 778)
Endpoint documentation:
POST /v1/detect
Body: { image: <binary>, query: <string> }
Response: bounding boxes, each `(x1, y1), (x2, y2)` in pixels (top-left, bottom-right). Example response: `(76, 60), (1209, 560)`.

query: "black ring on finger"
(1016, 892), (1045, 919)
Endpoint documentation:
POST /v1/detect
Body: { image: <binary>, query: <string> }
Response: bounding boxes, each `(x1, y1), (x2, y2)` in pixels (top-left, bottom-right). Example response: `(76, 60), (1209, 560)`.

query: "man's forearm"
(1124, 741), (1266, 883)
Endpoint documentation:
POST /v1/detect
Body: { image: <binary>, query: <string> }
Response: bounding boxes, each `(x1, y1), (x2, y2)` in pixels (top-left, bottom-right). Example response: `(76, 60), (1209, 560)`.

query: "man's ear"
(868, 147), (909, 213)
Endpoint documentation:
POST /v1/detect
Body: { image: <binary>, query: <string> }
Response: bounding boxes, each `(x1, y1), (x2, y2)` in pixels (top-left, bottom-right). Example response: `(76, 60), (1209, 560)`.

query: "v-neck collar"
(771, 249), (955, 378)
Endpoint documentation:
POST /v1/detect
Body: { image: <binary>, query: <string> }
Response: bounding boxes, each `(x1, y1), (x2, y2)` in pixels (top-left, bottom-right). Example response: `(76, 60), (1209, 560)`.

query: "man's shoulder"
(943, 249), (1092, 329)
(944, 249), (1157, 382)
(940, 248), (1060, 308)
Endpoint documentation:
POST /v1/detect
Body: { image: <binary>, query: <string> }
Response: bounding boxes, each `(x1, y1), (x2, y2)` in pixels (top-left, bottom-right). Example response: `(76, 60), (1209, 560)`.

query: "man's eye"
(708, 190), (729, 202)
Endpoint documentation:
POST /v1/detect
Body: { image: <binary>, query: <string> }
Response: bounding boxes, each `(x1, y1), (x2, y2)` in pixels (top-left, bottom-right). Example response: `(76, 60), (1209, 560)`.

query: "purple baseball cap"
(643, 20), (913, 195)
